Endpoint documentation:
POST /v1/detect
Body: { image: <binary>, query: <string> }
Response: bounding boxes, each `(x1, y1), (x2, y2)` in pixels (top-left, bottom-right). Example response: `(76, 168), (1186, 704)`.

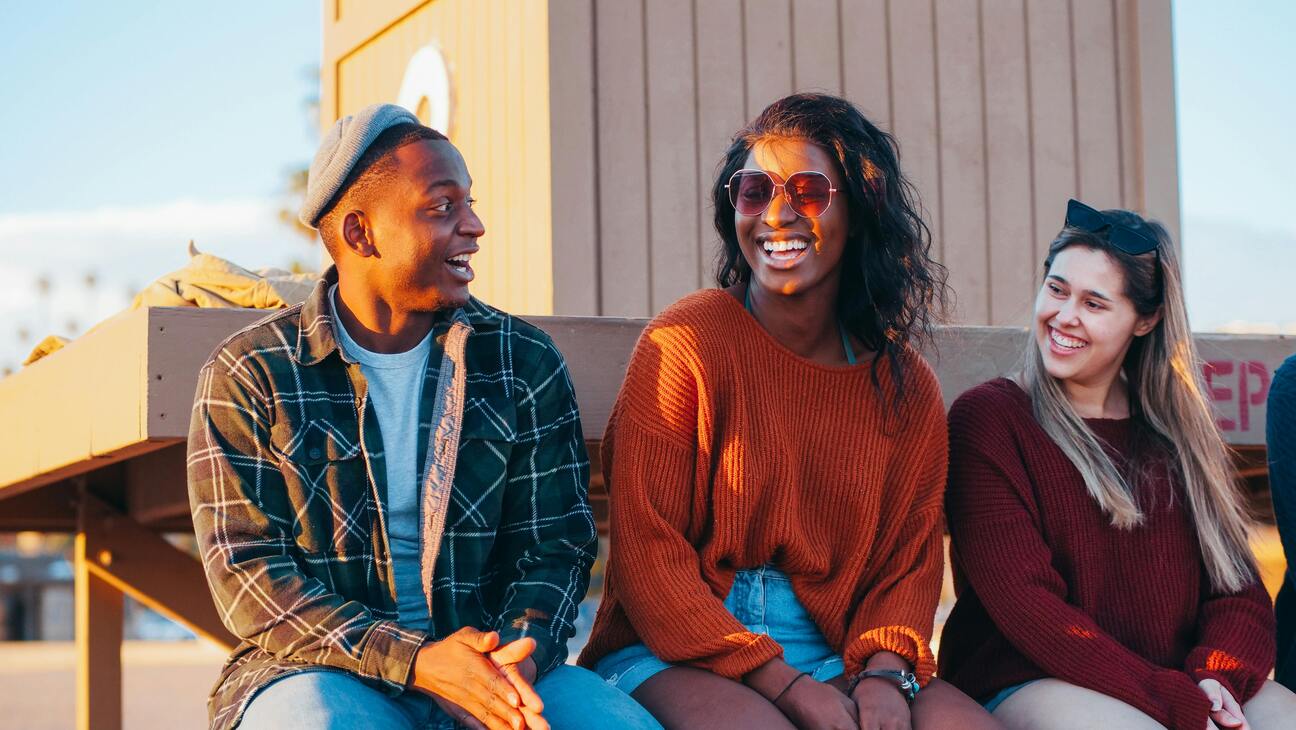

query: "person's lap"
(236, 669), (434, 729)
(991, 677), (1296, 730)
(632, 667), (997, 730)
(597, 567), (995, 728)
(237, 664), (661, 730)
(911, 678), (1003, 728)
(633, 665), (796, 730)
(1240, 679), (1296, 729)
(990, 679), (1164, 730)
(535, 664), (663, 729)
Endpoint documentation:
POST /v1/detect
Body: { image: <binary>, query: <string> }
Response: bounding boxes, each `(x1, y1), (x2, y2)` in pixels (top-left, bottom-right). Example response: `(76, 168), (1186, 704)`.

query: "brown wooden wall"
(548, 0), (1181, 324)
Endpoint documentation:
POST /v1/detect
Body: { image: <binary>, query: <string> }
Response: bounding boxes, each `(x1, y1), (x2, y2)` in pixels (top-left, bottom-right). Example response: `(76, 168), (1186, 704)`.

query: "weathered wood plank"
(840, 0), (892, 127)
(791, 0), (843, 95)
(147, 308), (276, 439)
(1, 309), (1289, 510)
(888, 0), (943, 255)
(694, 0), (747, 288)
(982, 0), (1037, 325)
(549, 0), (602, 315)
(645, 0), (701, 312)
(1072, 0), (1123, 210)
(1026, 0), (1078, 256)
(935, 0), (989, 324)
(594, 0), (652, 316)
(743, 0), (795, 117)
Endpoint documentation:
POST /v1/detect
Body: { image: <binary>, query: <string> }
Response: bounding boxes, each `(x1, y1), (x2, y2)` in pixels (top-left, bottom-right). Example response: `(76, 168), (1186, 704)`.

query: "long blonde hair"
(1021, 211), (1256, 592)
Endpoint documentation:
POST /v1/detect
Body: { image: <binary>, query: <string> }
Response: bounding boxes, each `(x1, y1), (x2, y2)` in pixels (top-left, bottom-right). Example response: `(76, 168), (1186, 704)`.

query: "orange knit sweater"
(577, 289), (947, 683)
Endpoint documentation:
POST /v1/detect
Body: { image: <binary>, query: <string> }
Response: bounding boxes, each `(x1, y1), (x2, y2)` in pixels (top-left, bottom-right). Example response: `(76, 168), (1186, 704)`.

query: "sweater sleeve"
(945, 390), (1213, 730)
(1183, 571), (1276, 703)
(601, 327), (783, 680)
(842, 382), (946, 684)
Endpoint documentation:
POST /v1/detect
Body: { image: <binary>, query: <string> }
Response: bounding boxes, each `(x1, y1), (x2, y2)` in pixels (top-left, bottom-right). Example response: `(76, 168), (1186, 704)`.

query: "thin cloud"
(1182, 214), (1296, 333)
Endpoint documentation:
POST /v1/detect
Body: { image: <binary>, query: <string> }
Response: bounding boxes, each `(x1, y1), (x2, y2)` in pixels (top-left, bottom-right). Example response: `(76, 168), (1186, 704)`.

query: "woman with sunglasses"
(938, 201), (1296, 729)
(578, 93), (997, 729)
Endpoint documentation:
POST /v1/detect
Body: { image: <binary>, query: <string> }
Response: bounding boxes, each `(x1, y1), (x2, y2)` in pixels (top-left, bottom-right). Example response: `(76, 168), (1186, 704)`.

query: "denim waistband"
(724, 565), (822, 637)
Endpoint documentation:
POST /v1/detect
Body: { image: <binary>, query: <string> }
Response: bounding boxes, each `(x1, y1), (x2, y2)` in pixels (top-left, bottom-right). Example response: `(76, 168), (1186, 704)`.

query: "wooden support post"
(79, 494), (237, 649)
(75, 502), (123, 730)
(74, 492), (239, 730)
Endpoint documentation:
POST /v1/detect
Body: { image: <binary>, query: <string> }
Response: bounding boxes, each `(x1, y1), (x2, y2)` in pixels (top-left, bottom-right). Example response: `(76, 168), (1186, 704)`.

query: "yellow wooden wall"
(547, 0), (1181, 323)
(323, 0), (554, 316)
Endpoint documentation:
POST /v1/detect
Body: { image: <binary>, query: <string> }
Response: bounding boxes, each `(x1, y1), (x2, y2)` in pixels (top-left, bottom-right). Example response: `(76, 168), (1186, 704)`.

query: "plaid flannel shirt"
(187, 270), (596, 730)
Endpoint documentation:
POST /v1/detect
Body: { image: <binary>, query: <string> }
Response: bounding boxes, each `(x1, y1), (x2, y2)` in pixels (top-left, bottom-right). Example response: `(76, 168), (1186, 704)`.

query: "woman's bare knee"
(631, 666), (795, 730)
(911, 678), (1003, 729)
(1243, 679), (1296, 729)
(992, 679), (1164, 730)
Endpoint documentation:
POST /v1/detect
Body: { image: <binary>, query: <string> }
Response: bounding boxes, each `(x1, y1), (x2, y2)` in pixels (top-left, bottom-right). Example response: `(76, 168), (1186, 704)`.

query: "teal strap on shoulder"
(839, 321), (856, 366)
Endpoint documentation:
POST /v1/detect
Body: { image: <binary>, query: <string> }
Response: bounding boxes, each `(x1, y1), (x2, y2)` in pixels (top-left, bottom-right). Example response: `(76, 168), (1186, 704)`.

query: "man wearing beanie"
(187, 104), (661, 730)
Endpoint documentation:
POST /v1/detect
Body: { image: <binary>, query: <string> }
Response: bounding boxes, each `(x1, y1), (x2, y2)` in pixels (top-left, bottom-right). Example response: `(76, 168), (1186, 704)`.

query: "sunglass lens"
(1109, 226), (1158, 255)
(730, 172), (774, 215)
(786, 172), (833, 217)
(1066, 200), (1106, 231)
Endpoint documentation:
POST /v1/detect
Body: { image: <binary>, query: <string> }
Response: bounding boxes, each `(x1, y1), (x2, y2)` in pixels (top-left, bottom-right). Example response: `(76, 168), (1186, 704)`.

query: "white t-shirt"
(330, 285), (435, 628)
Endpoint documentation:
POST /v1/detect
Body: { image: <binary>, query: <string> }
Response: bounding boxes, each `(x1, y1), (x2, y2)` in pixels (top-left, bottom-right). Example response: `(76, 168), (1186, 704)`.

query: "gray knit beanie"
(299, 103), (421, 229)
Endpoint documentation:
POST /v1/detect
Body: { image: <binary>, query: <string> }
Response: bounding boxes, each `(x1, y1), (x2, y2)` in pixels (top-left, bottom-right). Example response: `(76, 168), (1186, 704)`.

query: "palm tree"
(278, 64), (321, 245)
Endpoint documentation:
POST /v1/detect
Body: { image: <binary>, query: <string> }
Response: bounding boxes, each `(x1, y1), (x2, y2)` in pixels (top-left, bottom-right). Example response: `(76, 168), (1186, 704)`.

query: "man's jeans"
(237, 663), (663, 730)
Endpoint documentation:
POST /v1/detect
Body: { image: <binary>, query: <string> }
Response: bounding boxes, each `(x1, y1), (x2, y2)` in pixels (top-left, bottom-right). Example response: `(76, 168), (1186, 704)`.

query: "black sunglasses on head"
(1064, 199), (1160, 255)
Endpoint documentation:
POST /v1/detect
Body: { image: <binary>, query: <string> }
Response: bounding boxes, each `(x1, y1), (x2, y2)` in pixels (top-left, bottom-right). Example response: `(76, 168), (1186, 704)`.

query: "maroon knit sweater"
(938, 379), (1275, 730)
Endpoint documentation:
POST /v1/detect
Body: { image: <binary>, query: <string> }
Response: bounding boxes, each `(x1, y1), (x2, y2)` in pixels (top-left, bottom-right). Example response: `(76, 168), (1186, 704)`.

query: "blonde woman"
(938, 200), (1296, 729)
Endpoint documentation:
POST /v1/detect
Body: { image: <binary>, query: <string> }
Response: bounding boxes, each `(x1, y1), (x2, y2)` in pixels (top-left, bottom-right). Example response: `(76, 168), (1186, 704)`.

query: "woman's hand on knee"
(776, 675), (859, 730)
(850, 676), (911, 730)
(1198, 678), (1250, 730)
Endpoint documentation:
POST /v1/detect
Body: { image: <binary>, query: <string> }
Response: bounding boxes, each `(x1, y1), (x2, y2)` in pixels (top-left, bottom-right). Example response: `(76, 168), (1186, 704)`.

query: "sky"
(0, 1), (1292, 376)
(0, 2), (320, 375)
(1173, 1), (1296, 334)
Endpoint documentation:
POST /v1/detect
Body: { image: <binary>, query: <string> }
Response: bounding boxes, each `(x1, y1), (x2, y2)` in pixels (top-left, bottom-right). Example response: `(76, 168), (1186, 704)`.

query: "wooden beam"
(75, 505), (122, 730)
(79, 495), (237, 650)
(125, 444), (190, 525)
(0, 480), (77, 531)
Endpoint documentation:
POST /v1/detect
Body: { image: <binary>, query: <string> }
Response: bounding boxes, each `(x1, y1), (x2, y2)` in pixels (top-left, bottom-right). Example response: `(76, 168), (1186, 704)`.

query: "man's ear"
(1134, 307), (1162, 337)
(341, 211), (377, 258)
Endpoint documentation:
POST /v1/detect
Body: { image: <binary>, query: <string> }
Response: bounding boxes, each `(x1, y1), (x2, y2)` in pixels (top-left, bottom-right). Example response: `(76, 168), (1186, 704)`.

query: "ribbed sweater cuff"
(1189, 668), (1263, 706)
(709, 633), (784, 681)
(844, 625), (936, 685)
(1186, 648), (1266, 704)
(1152, 670), (1213, 730)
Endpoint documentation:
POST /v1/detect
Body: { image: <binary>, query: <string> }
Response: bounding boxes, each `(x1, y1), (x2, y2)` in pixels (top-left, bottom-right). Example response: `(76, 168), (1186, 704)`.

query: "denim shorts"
(980, 680), (1040, 713)
(594, 565), (845, 694)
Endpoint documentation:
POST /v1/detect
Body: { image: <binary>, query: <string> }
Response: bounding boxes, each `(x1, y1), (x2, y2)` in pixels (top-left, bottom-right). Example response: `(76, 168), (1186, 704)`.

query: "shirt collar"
(293, 266), (471, 366)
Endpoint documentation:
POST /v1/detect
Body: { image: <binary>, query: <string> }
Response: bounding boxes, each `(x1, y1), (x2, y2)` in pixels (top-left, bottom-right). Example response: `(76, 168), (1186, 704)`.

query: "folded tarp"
(25, 242), (317, 365)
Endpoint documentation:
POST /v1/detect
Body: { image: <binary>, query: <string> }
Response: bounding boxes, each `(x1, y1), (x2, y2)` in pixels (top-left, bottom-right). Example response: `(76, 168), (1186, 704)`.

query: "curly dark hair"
(712, 92), (949, 399)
